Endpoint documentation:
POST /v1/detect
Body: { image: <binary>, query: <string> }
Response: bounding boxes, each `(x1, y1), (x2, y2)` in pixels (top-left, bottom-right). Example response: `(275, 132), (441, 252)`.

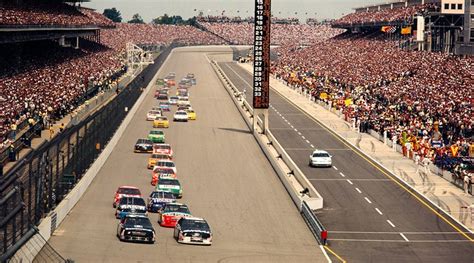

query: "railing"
(301, 200), (327, 245)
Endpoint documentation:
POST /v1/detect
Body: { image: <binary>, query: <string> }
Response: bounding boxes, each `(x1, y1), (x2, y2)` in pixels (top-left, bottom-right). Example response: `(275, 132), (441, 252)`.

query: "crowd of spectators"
(200, 22), (344, 45)
(272, 34), (473, 180)
(333, 3), (438, 26)
(0, 40), (124, 144)
(101, 23), (226, 51)
(0, 2), (106, 27)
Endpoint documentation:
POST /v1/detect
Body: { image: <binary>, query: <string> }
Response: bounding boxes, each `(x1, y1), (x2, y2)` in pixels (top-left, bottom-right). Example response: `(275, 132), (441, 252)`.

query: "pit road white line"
(375, 208), (383, 215)
(365, 197), (372, 204)
(400, 233), (409, 242)
(387, 220), (396, 228)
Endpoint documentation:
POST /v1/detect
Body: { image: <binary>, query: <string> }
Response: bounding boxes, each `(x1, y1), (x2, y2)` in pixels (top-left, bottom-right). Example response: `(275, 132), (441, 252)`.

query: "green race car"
(148, 130), (165, 143)
(156, 178), (182, 198)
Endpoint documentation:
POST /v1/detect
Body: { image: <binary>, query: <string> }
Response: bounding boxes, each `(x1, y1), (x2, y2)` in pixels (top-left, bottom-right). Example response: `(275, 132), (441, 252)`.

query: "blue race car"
(159, 102), (170, 112)
(147, 190), (176, 212)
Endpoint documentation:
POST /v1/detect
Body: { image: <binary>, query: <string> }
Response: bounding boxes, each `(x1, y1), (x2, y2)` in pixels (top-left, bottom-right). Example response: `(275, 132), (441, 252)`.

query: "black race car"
(134, 138), (153, 153)
(117, 214), (155, 244)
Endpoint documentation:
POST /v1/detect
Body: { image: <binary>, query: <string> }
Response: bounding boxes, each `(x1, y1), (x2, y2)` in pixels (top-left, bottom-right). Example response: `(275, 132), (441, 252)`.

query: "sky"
(82, 0), (385, 23)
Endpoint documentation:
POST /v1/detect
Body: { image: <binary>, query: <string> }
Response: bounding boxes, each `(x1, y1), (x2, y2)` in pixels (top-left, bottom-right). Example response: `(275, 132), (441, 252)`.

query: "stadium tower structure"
(332, 0), (473, 55)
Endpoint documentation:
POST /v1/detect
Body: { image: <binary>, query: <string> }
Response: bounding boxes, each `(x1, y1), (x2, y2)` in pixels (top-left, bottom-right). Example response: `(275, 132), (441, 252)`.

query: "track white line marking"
(355, 188), (362, 193)
(298, 132), (302, 135)
(294, 128), (297, 132)
(387, 220), (396, 228)
(400, 233), (409, 242)
(302, 136), (306, 140)
(305, 140), (311, 144)
(347, 179), (353, 185)
(333, 166), (338, 170)
(375, 208), (383, 215)
(310, 144), (315, 148)
(339, 172), (345, 177)
(364, 197), (372, 204)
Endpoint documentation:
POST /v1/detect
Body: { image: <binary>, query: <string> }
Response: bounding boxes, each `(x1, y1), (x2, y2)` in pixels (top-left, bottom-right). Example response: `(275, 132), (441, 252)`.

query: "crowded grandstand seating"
(333, 3), (438, 26)
(0, 2), (98, 27)
(272, 34), (473, 175)
(199, 22), (344, 45)
(101, 23), (226, 51)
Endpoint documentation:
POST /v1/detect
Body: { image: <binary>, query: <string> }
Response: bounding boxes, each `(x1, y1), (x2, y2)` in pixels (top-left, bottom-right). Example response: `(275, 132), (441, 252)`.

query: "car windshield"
(159, 179), (179, 186)
(156, 116), (167, 121)
(151, 154), (169, 159)
(150, 130), (164, 135)
(176, 112), (187, 115)
(137, 139), (151, 144)
(150, 191), (175, 199)
(187, 110), (195, 113)
(154, 144), (170, 150)
(170, 96), (178, 100)
(153, 168), (174, 174)
(149, 111), (160, 115)
(124, 217), (152, 228)
(164, 204), (189, 213)
(157, 161), (174, 167)
(181, 219), (210, 231)
(118, 188), (140, 195)
(313, 153), (330, 158)
(119, 197), (146, 206)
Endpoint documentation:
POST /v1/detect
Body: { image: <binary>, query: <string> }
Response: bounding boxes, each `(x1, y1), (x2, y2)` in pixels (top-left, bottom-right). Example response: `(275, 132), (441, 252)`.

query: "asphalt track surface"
(218, 61), (474, 263)
(47, 47), (325, 263)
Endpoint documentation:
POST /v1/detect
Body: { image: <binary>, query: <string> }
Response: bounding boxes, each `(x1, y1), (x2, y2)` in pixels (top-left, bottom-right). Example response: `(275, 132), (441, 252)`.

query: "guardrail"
(301, 200), (327, 245)
(210, 59), (324, 210)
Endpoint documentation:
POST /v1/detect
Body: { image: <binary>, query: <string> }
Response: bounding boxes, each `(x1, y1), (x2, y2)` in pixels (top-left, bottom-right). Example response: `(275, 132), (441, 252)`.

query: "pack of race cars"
(115, 73), (212, 246)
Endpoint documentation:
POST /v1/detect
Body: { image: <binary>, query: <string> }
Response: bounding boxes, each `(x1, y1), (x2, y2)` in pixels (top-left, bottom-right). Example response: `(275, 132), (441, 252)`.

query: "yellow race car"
(148, 153), (173, 169)
(153, 116), (169, 128)
(186, 109), (196, 120)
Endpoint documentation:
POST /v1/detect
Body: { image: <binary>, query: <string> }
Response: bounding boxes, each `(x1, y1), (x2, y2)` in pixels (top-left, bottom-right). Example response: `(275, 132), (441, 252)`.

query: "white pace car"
(174, 217), (212, 245)
(309, 150), (332, 167)
(147, 110), (162, 121)
(173, 110), (189, 122)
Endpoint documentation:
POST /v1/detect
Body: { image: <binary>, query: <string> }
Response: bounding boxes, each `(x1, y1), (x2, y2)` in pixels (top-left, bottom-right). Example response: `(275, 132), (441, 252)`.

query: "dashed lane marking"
(400, 233), (409, 242)
(347, 179), (353, 185)
(355, 188), (362, 194)
(365, 197), (372, 204)
(375, 208), (383, 215)
(339, 172), (345, 177)
(333, 166), (338, 170)
(387, 220), (396, 228)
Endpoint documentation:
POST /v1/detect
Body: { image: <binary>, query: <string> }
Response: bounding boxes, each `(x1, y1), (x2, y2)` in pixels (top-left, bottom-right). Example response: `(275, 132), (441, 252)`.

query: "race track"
(47, 47), (325, 262)
(218, 61), (474, 263)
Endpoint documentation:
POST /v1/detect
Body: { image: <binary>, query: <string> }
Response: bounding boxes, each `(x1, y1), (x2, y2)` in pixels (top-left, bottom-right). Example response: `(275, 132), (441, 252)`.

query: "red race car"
(151, 167), (177, 186)
(113, 186), (142, 208)
(153, 143), (173, 157)
(157, 203), (191, 228)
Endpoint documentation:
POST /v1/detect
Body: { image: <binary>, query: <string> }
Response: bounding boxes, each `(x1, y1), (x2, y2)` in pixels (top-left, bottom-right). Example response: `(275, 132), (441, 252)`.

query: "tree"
(152, 14), (186, 25)
(103, 8), (122, 22)
(128, 13), (144, 24)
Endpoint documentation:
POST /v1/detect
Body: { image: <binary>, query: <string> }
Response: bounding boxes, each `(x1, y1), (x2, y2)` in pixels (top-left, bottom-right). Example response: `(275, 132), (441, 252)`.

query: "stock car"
(153, 143), (173, 157)
(177, 89), (189, 97)
(157, 203), (191, 227)
(113, 186), (142, 208)
(186, 109), (196, 120)
(134, 139), (153, 153)
(154, 160), (177, 174)
(147, 190), (176, 212)
(174, 217), (212, 245)
(115, 196), (147, 219)
(146, 110), (162, 121)
(308, 149), (332, 167)
(147, 153), (172, 169)
(117, 214), (155, 244)
(156, 178), (182, 198)
(173, 110), (189, 122)
(153, 116), (169, 128)
(168, 96), (179, 105)
(151, 167), (176, 186)
(156, 90), (168, 100)
(148, 130), (165, 143)
(159, 102), (171, 112)
(177, 97), (191, 107)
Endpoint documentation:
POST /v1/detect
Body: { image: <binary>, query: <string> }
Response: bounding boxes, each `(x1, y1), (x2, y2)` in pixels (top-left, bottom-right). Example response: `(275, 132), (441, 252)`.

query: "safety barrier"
(210, 59), (323, 210)
(301, 200), (327, 245)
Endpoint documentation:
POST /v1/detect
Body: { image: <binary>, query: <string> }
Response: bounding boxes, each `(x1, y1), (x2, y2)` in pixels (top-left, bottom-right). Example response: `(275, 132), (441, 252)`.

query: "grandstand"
(332, 0), (474, 55)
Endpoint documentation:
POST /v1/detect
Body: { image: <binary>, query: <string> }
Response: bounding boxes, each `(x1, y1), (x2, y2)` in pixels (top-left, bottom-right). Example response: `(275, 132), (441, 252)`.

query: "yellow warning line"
(324, 245), (346, 263)
(277, 91), (474, 242)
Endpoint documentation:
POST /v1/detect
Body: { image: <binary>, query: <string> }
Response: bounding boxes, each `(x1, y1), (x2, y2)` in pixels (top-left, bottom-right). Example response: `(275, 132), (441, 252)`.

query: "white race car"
(147, 110), (162, 121)
(174, 217), (212, 245)
(173, 110), (189, 122)
(309, 149), (332, 167)
(154, 160), (177, 174)
(169, 96), (179, 105)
